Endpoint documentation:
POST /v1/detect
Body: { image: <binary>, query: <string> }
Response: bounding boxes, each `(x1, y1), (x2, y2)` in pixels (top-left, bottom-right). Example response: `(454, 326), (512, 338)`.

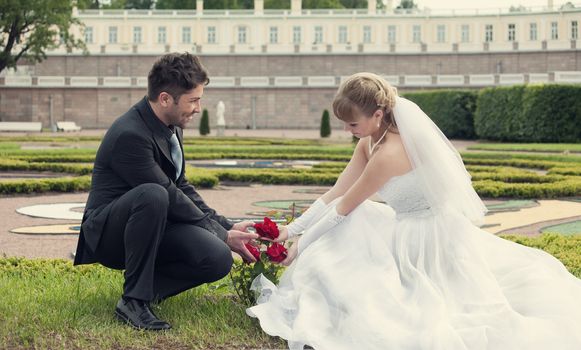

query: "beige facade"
(1, 2), (580, 129)
(64, 3), (581, 55)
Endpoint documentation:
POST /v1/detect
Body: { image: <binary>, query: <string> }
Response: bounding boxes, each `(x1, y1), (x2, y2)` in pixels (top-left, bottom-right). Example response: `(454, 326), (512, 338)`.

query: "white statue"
(216, 100), (226, 136)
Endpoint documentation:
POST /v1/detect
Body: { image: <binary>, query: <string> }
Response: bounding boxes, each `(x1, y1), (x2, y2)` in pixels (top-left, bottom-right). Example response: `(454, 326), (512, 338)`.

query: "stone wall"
(30, 50), (581, 77)
(2, 50), (580, 129)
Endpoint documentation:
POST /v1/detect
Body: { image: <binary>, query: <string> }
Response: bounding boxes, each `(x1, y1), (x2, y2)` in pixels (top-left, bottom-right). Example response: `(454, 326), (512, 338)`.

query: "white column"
(291, 0), (301, 15)
(197, 0), (203, 14)
(368, 0), (376, 15)
(254, 0), (264, 15)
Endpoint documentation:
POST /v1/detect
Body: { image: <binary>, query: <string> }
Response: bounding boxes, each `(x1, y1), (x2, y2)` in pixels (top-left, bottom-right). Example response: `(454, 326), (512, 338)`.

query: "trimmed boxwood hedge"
(500, 234), (581, 278)
(403, 90), (478, 139)
(475, 84), (581, 142)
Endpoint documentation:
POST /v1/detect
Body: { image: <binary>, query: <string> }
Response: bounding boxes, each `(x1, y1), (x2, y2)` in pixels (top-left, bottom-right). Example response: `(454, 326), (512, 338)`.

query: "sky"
(411, 0), (569, 10)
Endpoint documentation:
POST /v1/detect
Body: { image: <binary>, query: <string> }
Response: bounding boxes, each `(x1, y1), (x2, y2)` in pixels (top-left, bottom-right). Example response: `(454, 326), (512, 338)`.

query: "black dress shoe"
(115, 297), (171, 331)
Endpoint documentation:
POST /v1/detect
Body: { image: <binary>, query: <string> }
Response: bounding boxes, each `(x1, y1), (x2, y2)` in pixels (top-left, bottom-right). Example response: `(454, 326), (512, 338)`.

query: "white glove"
(297, 206), (346, 255)
(286, 198), (328, 239)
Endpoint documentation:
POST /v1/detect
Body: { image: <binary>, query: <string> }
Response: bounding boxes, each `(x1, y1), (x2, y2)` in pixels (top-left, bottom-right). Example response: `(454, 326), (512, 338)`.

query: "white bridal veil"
(393, 97), (487, 225)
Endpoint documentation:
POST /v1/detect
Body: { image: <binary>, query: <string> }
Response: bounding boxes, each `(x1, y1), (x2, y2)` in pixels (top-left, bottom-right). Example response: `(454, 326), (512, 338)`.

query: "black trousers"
(94, 183), (233, 302)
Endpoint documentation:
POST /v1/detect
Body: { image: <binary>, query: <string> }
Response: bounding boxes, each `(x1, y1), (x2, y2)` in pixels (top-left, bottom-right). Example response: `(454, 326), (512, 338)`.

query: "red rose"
(244, 243), (261, 262)
(254, 217), (280, 240)
(265, 242), (287, 263)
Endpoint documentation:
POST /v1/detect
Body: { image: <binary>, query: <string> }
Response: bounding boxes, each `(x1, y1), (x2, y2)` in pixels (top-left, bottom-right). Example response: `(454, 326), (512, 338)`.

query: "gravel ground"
(0, 185), (328, 260)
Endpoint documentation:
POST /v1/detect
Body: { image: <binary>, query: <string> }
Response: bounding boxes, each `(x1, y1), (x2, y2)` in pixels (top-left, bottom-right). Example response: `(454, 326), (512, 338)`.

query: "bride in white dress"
(246, 73), (581, 350)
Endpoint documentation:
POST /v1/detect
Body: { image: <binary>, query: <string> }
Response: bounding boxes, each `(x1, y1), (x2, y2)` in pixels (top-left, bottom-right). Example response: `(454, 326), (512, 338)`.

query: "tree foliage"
(320, 109), (331, 138)
(156, 0), (196, 9)
(396, 0), (417, 9)
(199, 109), (211, 136)
(77, 0), (154, 9)
(0, 0), (86, 73)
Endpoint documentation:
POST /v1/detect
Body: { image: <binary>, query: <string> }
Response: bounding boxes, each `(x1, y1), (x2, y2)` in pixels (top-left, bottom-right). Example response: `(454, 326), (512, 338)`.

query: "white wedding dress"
(246, 169), (581, 350)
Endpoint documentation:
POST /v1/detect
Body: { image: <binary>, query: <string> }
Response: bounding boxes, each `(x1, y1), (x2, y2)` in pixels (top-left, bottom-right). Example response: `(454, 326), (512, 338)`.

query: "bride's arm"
(292, 145), (409, 256)
(320, 138), (368, 204)
(281, 139), (368, 240)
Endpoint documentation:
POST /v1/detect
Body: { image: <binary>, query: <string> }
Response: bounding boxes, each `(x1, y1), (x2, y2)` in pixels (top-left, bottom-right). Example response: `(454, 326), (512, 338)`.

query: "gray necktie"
(169, 132), (183, 179)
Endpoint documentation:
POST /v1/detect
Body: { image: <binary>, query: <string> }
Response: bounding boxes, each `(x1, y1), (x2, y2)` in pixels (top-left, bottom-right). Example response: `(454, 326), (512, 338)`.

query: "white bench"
(0, 122), (42, 132)
(56, 121), (82, 132)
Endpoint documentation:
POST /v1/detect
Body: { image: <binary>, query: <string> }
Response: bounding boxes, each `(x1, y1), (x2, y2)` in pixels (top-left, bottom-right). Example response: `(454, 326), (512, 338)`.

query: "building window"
(387, 25), (396, 43)
(158, 26), (167, 44)
(133, 27), (142, 44)
(108, 26), (118, 44)
(338, 25), (348, 44)
(238, 26), (247, 44)
(314, 26), (323, 44)
(508, 24), (516, 41)
(572, 21), (578, 40)
(485, 24), (493, 42)
(363, 25), (371, 44)
(461, 25), (469, 42)
(207, 26), (216, 44)
(551, 21), (558, 40)
(412, 25), (421, 43)
(268, 27), (278, 44)
(529, 22), (537, 41)
(437, 24), (446, 43)
(293, 26), (301, 44)
(182, 27), (191, 44)
(84, 27), (93, 44)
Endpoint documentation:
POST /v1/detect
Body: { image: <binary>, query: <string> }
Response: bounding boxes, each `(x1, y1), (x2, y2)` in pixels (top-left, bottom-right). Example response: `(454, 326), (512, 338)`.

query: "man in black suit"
(74, 53), (259, 331)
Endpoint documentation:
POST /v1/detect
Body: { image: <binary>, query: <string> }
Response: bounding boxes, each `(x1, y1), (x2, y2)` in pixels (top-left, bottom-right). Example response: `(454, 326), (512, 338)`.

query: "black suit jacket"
(74, 97), (233, 266)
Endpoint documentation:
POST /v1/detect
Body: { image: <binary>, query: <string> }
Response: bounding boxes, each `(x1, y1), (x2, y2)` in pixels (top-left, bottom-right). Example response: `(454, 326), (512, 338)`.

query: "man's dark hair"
(147, 52), (209, 102)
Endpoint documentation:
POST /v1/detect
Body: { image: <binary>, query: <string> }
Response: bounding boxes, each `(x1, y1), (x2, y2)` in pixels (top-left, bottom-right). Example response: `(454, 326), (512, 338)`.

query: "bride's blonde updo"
(332, 72), (398, 132)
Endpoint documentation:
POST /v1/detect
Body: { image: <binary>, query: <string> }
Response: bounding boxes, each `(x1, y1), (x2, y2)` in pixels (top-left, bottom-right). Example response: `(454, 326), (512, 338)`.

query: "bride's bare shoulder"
(377, 134), (412, 171)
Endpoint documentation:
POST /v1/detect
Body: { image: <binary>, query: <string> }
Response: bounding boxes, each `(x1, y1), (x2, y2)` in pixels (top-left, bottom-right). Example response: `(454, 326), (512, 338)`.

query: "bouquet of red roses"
(230, 217), (288, 305)
(248, 217), (288, 262)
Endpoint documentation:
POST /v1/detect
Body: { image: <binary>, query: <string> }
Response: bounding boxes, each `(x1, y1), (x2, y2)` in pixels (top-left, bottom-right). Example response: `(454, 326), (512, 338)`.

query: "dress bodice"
(376, 170), (432, 218)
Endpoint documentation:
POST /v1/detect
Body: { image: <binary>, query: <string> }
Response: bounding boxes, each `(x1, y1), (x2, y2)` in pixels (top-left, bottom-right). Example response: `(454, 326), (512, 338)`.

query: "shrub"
(474, 85), (527, 141)
(320, 109), (331, 138)
(501, 234), (581, 277)
(403, 90), (478, 139)
(199, 109), (210, 136)
(474, 84), (581, 142)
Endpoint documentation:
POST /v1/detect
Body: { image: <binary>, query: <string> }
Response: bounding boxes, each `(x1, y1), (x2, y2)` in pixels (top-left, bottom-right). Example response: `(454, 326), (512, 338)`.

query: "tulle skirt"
(246, 200), (581, 350)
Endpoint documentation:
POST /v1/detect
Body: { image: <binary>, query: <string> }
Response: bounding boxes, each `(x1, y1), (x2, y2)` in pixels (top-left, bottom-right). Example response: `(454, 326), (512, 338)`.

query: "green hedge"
(475, 84), (581, 142)
(473, 177), (581, 198)
(468, 143), (581, 153)
(501, 234), (581, 277)
(403, 90), (478, 139)
(0, 159), (93, 175)
(0, 176), (92, 194)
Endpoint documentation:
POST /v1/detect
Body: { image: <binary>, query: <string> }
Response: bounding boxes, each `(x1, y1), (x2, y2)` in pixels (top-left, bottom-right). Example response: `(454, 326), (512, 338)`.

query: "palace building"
(0, 1), (579, 129)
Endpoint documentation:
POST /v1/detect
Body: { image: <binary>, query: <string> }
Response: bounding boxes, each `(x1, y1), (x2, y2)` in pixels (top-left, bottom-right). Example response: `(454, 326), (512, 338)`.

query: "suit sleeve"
(177, 176), (234, 230)
(109, 131), (229, 241)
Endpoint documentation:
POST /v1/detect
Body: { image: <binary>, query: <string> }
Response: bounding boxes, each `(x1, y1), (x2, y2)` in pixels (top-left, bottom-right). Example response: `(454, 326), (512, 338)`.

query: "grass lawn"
(0, 258), (283, 350)
(1, 233), (580, 349)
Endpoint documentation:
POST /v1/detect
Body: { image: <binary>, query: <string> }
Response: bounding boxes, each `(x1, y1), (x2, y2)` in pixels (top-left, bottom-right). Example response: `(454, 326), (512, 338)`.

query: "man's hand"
(279, 239), (298, 266)
(231, 220), (256, 233)
(226, 229), (260, 263)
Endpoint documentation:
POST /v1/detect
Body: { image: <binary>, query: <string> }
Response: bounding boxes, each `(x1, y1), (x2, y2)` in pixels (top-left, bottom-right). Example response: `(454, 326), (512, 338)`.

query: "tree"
(396, 0), (417, 9)
(320, 109), (331, 138)
(0, 0), (86, 74)
(199, 109), (211, 136)
(154, 0), (193, 9)
(77, 0), (153, 9)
